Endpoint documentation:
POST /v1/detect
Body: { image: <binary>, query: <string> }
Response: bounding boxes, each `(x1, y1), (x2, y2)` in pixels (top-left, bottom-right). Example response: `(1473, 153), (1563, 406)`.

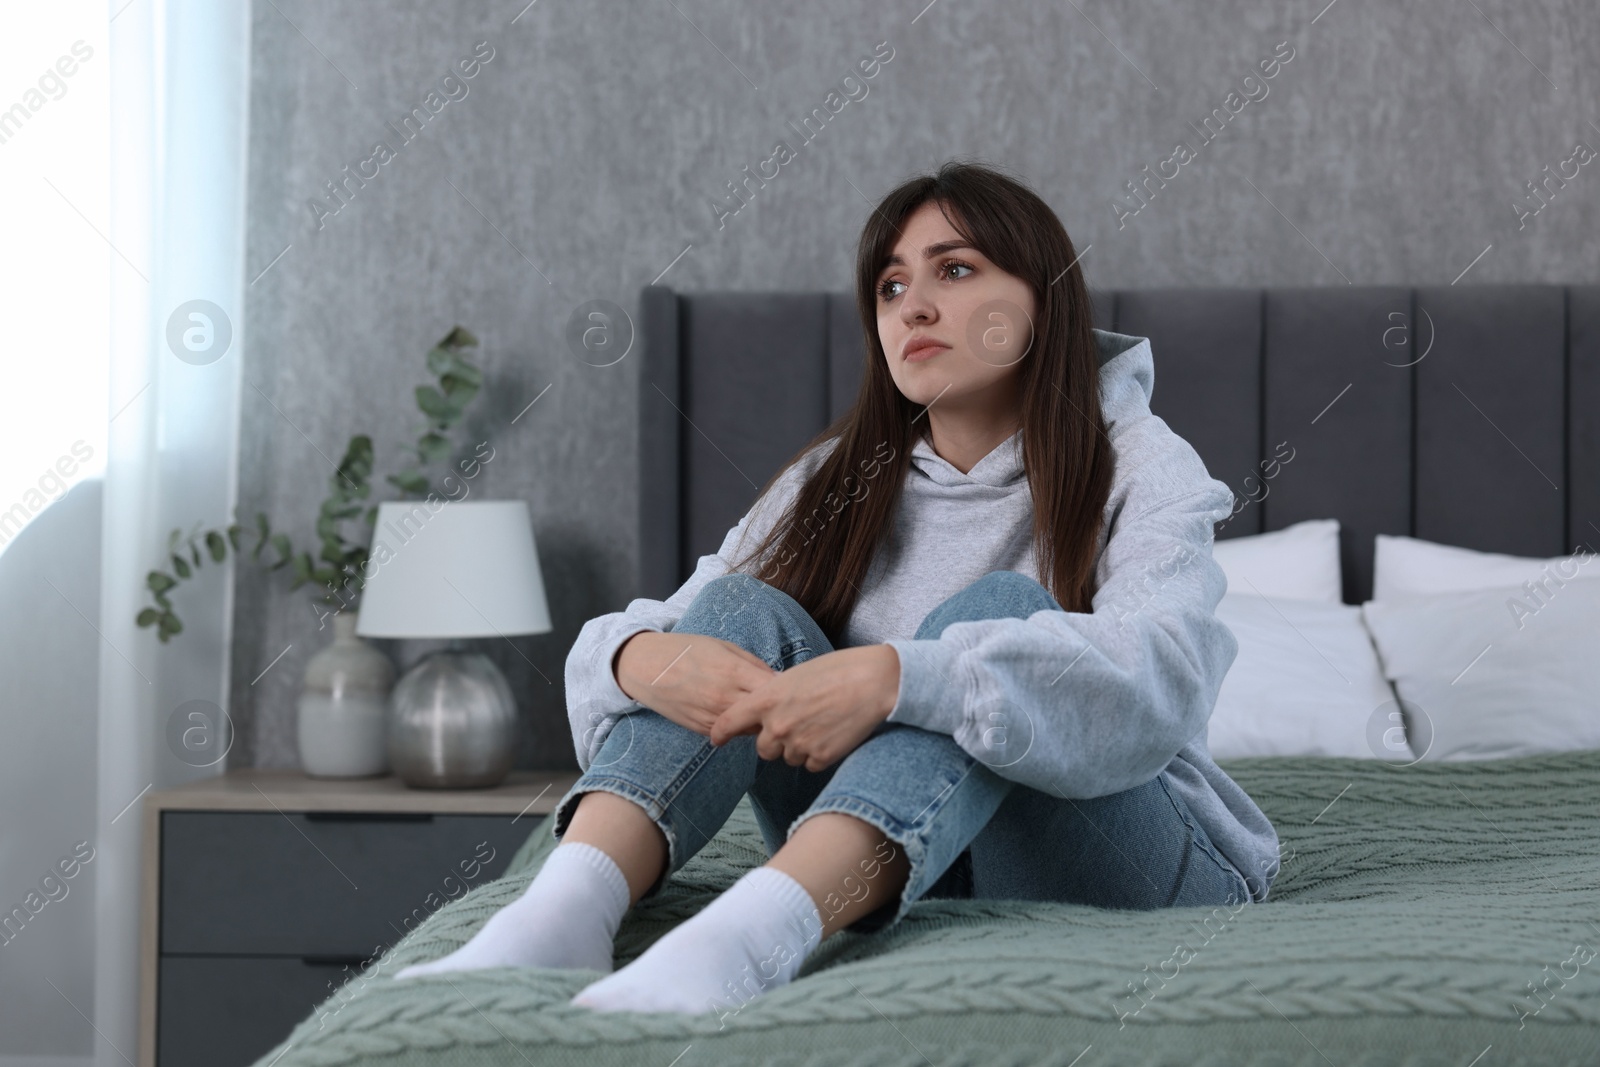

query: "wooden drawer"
(160, 811), (537, 957)
(158, 955), (355, 1067)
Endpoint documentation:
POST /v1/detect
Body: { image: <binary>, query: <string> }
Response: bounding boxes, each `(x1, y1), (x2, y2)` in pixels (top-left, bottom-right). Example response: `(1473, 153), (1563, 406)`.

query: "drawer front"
(161, 811), (539, 956)
(158, 955), (356, 1067)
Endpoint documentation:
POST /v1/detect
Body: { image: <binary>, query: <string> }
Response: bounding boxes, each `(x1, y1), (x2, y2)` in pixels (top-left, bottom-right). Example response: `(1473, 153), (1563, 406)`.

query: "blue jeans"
(552, 570), (1251, 936)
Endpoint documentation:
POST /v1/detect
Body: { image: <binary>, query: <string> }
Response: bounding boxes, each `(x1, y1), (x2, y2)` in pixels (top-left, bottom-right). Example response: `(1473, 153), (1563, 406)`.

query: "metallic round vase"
(387, 650), (517, 788)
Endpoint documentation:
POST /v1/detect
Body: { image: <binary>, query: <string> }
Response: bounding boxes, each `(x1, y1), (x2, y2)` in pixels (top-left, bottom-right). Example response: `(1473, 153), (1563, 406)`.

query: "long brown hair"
(726, 159), (1114, 644)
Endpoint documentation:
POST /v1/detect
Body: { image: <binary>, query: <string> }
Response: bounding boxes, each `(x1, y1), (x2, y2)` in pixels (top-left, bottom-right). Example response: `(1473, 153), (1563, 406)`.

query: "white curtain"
(96, 2), (250, 1062)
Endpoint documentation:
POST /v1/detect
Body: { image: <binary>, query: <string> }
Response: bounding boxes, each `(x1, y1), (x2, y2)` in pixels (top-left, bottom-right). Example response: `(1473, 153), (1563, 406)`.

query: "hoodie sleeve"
(565, 441), (837, 772)
(882, 411), (1240, 801)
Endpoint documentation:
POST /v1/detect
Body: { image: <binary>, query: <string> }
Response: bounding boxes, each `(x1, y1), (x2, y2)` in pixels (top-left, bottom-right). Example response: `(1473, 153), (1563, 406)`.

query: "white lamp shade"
(356, 499), (552, 639)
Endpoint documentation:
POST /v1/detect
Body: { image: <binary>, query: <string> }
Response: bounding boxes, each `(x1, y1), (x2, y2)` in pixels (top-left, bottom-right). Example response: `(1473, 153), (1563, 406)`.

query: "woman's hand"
(709, 645), (902, 772)
(613, 631), (777, 736)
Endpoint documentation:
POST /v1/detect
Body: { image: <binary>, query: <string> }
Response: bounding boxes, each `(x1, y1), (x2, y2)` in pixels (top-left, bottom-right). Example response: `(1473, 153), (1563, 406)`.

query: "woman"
(396, 160), (1280, 1017)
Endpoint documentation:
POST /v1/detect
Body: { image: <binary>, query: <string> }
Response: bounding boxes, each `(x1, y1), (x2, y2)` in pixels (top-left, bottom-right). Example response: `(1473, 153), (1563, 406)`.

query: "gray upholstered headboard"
(638, 283), (1600, 606)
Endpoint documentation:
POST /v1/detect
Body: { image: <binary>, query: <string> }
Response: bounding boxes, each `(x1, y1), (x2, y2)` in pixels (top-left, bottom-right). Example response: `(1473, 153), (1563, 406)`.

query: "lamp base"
(387, 649), (517, 789)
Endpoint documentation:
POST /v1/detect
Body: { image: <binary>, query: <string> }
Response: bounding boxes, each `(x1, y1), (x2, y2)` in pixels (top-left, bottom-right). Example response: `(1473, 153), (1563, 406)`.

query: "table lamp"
(356, 499), (551, 788)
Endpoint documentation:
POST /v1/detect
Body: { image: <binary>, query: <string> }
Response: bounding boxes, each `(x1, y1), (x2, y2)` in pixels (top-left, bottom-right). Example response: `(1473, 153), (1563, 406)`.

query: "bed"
(254, 282), (1600, 1065)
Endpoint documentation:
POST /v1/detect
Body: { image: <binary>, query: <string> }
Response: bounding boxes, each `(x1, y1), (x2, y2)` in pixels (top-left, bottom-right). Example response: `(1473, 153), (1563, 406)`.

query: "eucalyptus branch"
(387, 326), (481, 501)
(136, 326), (485, 643)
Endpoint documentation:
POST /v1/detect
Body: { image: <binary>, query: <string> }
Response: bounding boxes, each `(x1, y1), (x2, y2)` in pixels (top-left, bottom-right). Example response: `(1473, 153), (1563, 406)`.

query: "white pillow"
(1211, 519), (1342, 603)
(1360, 578), (1600, 760)
(1207, 592), (1406, 760)
(1372, 534), (1600, 600)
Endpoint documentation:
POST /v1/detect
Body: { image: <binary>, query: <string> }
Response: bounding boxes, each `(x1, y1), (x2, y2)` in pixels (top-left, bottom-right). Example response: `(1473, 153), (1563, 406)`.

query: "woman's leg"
(550, 572), (845, 898)
(969, 769), (1253, 910)
(745, 566), (1094, 940)
(937, 573), (1253, 912)
(570, 575), (921, 1015)
(571, 569), (1095, 1017)
(395, 571), (830, 979)
(770, 570), (1249, 928)
(559, 791), (668, 905)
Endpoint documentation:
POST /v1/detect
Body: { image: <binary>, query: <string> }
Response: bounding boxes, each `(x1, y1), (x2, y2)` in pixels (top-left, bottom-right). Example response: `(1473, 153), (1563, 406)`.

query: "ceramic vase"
(296, 612), (395, 778)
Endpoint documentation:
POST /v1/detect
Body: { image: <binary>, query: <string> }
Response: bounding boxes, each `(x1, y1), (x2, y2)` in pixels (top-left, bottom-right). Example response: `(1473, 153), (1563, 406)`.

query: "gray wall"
(233, 0), (1600, 768)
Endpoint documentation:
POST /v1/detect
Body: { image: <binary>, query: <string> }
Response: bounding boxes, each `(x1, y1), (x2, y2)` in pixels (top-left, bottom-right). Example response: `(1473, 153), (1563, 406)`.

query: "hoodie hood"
(908, 328), (1156, 489)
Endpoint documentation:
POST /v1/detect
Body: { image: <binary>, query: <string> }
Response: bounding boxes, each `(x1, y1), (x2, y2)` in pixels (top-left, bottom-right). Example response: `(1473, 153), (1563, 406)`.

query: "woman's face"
(875, 200), (1037, 412)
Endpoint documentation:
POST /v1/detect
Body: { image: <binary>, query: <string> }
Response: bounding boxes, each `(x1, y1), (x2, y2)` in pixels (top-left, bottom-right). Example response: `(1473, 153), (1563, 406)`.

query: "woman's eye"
(876, 260), (974, 301)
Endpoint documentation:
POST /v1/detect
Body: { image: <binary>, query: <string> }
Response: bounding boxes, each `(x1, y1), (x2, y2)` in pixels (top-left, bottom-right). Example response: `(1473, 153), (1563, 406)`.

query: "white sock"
(394, 841), (630, 978)
(569, 865), (824, 1016)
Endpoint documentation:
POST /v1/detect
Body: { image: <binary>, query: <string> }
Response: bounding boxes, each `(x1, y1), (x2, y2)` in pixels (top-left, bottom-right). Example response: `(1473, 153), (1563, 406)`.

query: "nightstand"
(138, 768), (579, 1067)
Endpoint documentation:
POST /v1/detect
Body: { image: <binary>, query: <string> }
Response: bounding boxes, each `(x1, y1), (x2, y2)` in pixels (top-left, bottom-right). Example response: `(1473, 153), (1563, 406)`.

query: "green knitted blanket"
(256, 751), (1600, 1067)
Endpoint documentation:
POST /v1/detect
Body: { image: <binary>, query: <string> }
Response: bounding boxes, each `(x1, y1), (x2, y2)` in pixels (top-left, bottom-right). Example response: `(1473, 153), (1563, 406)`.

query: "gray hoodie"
(565, 328), (1282, 902)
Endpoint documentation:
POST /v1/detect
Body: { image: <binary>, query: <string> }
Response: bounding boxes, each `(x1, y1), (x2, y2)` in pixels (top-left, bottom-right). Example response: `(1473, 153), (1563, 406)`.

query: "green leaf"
(341, 434), (374, 470)
(440, 374), (479, 409)
(171, 555), (193, 579)
(159, 613), (182, 638)
(364, 505), (378, 526)
(147, 571), (177, 594)
(136, 608), (161, 628)
(417, 432), (451, 464)
(191, 542), (202, 567)
(426, 346), (454, 377)
(331, 435), (374, 496)
(415, 385), (454, 420)
(444, 354), (482, 386)
(438, 325), (478, 350)
(291, 551), (313, 584)
(387, 470), (430, 495)
(226, 525), (242, 553)
(269, 533), (292, 564)
(250, 516), (270, 559)
(166, 528), (181, 552)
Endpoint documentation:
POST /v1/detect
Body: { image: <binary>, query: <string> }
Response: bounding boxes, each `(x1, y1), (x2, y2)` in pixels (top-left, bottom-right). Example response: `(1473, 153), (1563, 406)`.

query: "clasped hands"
(612, 631), (901, 773)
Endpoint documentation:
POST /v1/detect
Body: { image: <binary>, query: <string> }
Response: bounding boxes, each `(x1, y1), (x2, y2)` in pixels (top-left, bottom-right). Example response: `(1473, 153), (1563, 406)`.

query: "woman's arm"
(882, 450), (1240, 801)
(564, 440), (838, 771)
(707, 644), (901, 771)
(565, 548), (742, 772)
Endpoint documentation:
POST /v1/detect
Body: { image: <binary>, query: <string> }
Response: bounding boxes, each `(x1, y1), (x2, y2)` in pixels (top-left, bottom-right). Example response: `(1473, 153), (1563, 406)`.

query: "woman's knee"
(685, 572), (796, 617)
(677, 572), (786, 632)
(915, 570), (1060, 639)
(676, 571), (834, 662)
(963, 569), (1056, 608)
